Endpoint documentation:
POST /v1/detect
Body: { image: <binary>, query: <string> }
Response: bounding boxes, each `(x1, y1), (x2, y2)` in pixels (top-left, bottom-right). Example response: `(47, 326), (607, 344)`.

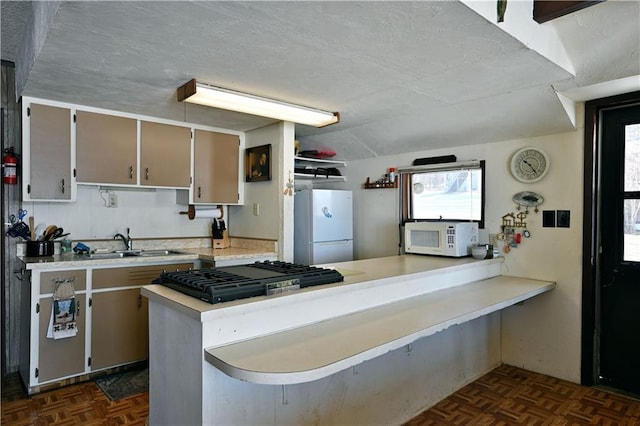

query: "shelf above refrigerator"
(294, 156), (346, 182)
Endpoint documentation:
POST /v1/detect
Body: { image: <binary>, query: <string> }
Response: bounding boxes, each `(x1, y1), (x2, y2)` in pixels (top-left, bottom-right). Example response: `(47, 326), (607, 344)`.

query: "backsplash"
(16, 237), (277, 257)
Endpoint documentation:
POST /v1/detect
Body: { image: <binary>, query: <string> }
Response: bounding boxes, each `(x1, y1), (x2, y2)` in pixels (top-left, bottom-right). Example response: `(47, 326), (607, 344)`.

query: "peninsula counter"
(142, 255), (554, 425)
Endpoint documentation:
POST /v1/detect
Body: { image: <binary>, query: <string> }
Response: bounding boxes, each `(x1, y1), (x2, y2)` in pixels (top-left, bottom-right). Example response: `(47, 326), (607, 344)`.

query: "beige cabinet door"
(193, 129), (240, 204)
(90, 263), (193, 370)
(37, 270), (87, 383)
(37, 294), (86, 382)
(140, 121), (191, 188)
(26, 103), (72, 200)
(91, 289), (148, 370)
(76, 111), (137, 184)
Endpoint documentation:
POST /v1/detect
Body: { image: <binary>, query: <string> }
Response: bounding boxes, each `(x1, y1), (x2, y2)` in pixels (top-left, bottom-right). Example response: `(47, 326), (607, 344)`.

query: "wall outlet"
(253, 202), (259, 216)
(108, 192), (118, 208)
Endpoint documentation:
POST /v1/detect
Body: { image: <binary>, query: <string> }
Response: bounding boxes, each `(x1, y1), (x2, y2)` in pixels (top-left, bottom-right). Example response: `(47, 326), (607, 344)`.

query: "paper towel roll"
(180, 205), (223, 220)
(193, 208), (223, 219)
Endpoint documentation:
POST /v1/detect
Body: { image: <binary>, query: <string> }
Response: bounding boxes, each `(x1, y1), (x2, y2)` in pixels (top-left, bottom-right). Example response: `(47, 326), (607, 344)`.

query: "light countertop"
(19, 246), (277, 270)
(141, 253), (554, 385)
(178, 246), (277, 262)
(142, 255), (506, 321)
(204, 275), (555, 384)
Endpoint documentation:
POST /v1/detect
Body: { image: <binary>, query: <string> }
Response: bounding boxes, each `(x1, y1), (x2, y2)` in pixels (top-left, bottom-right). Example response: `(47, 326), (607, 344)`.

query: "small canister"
(389, 167), (397, 183)
(61, 239), (73, 253)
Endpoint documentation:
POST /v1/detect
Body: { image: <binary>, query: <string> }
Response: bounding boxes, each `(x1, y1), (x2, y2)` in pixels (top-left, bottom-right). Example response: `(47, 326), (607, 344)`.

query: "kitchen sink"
(134, 250), (184, 257)
(83, 252), (128, 259)
(82, 249), (184, 259)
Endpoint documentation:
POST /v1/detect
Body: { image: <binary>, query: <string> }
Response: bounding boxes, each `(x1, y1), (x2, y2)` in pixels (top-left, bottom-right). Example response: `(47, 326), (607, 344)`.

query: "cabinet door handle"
(129, 165), (134, 179)
(61, 178), (65, 194)
(145, 168), (149, 181)
(198, 186), (202, 199)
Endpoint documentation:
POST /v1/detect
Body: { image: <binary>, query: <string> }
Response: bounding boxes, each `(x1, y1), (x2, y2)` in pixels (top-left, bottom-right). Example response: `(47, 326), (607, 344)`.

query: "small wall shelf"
(364, 178), (398, 189)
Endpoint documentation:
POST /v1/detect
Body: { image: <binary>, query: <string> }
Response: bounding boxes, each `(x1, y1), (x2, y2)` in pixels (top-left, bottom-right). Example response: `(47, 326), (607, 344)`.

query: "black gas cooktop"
(153, 261), (344, 304)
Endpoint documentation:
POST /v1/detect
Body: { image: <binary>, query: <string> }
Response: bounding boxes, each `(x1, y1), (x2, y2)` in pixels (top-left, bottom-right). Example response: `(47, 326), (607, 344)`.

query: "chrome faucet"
(114, 227), (133, 251)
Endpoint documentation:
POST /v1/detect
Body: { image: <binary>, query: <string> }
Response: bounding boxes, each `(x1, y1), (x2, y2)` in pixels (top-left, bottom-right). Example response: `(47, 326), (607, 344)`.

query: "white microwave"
(404, 221), (478, 257)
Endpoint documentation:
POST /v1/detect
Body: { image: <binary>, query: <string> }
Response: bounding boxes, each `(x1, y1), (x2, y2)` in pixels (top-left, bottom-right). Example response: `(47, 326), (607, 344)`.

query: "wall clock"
(509, 147), (550, 183)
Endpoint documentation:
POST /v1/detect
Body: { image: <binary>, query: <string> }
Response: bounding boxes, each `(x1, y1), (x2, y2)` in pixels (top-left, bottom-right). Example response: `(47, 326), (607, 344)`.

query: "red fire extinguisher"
(3, 147), (18, 185)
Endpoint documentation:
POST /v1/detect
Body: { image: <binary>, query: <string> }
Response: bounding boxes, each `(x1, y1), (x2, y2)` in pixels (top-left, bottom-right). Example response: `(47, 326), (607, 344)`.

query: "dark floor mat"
(94, 367), (148, 401)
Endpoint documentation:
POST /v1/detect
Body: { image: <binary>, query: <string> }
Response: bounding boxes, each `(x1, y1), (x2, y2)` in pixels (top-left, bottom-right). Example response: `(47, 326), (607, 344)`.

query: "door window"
(623, 123), (640, 262)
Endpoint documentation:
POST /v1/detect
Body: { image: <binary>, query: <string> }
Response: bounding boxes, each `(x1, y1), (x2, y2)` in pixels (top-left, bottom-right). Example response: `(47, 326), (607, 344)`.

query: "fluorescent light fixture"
(177, 79), (339, 127)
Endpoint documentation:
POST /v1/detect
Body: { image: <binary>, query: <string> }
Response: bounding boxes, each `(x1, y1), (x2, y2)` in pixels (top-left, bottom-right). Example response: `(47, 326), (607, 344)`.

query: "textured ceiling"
(2, 1), (639, 161)
(0, 0), (31, 63)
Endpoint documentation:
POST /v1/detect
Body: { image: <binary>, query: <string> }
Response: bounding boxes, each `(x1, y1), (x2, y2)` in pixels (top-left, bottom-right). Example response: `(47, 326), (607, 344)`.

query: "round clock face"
(510, 148), (549, 183)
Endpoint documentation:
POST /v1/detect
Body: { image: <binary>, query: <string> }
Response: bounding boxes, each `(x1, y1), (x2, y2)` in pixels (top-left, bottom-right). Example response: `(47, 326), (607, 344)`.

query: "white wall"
(229, 122), (295, 261)
(337, 106), (584, 383)
(22, 185), (210, 240)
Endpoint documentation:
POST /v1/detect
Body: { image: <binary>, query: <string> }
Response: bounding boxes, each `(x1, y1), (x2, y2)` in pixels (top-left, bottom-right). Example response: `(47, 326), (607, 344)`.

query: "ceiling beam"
(533, 1), (605, 24)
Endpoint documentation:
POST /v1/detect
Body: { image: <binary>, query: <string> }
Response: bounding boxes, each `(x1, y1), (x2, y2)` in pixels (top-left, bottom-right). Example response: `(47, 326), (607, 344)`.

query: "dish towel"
(46, 279), (78, 340)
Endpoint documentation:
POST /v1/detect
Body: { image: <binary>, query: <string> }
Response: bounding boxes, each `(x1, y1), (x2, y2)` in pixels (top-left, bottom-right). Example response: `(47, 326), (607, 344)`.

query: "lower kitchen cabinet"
(90, 263), (192, 370)
(33, 269), (87, 384)
(91, 289), (148, 370)
(37, 294), (87, 383)
(20, 261), (194, 394)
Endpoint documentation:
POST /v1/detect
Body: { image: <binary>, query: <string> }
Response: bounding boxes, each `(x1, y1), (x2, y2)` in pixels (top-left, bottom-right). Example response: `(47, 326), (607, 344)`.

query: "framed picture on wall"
(246, 144), (272, 182)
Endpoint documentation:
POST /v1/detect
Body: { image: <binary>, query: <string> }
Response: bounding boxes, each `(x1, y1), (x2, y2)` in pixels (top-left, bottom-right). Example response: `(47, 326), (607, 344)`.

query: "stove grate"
(153, 261), (344, 304)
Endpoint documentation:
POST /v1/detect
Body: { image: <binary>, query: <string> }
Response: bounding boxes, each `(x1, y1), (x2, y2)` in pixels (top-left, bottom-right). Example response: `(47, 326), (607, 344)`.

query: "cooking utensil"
(7, 221), (31, 240)
(49, 227), (64, 240)
(43, 225), (58, 241)
(28, 216), (35, 240)
(34, 224), (46, 240)
(53, 232), (70, 240)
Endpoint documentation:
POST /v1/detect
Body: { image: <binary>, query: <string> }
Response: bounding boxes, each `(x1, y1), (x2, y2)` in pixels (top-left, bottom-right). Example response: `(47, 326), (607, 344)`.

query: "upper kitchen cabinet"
(191, 129), (241, 204)
(76, 111), (137, 185)
(23, 100), (75, 202)
(140, 121), (191, 188)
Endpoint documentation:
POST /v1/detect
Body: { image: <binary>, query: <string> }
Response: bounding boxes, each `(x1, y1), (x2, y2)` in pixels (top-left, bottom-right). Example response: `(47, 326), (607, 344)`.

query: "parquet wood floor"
(2, 364), (639, 425)
(1, 373), (148, 425)
(405, 364), (640, 425)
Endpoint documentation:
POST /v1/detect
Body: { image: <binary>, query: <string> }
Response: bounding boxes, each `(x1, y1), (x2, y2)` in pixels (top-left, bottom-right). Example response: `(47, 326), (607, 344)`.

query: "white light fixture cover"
(177, 79), (339, 127)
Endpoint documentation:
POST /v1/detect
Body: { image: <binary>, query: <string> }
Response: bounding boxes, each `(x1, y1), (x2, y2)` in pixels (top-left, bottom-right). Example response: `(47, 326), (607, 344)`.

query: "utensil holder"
(26, 241), (54, 257)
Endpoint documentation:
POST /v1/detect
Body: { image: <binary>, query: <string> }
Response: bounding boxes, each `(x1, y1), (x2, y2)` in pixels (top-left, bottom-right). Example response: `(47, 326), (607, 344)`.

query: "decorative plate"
(513, 191), (544, 209)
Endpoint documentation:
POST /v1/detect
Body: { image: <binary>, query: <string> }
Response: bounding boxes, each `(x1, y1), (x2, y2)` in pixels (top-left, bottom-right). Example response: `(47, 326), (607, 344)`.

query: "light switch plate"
(543, 210), (555, 227)
(557, 210), (570, 228)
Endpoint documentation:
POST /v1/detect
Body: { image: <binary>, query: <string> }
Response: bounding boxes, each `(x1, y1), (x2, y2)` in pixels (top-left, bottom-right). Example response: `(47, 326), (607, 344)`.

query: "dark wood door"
(598, 103), (640, 394)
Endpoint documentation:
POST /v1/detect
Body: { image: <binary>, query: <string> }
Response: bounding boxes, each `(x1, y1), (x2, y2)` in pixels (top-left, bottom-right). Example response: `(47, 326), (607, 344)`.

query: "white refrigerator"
(294, 189), (353, 265)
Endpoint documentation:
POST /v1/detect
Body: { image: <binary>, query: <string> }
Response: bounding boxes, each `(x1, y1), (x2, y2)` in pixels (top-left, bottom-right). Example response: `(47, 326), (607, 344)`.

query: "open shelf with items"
(294, 156), (346, 182)
(364, 177), (398, 189)
(364, 181), (397, 189)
